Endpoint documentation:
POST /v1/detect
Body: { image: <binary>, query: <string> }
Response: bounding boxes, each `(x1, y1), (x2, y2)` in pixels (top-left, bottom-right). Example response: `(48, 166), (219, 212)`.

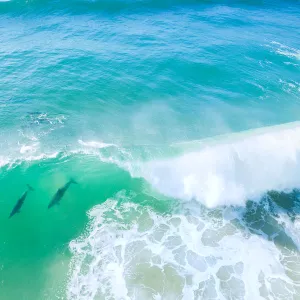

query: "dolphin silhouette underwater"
(9, 184), (34, 218)
(48, 179), (77, 209)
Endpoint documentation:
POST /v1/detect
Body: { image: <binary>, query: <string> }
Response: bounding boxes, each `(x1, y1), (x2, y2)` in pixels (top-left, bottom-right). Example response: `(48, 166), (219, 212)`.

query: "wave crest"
(142, 122), (300, 207)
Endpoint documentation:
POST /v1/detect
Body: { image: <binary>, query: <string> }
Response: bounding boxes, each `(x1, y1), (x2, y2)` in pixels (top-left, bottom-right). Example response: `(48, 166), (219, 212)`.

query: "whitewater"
(0, 0), (299, 299)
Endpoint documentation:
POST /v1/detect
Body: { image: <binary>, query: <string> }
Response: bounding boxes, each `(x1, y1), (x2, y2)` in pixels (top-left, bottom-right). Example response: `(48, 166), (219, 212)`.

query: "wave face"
(1, 0), (300, 299)
(2, 125), (300, 299)
(142, 123), (300, 207)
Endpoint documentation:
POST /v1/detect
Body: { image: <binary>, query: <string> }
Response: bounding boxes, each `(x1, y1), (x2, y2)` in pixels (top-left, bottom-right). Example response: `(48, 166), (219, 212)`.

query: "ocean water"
(0, 0), (300, 299)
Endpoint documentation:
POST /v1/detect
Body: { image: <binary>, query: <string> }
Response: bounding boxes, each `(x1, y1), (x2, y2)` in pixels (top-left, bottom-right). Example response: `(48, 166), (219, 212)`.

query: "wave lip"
(78, 139), (116, 149)
(142, 122), (300, 207)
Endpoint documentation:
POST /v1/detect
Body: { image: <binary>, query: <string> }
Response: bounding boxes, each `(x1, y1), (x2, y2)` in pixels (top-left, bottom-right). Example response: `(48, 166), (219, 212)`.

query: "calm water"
(0, 0), (300, 299)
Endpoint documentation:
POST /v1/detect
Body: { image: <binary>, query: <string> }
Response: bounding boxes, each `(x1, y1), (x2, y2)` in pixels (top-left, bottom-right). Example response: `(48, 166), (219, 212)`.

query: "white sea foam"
(141, 122), (300, 207)
(19, 142), (39, 154)
(78, 139), (116, 149)
(0, 156), (10, 168)
(277, 50), (300, 60)
(0, 151), (59, 169)
(68, 192), (300, 300)
(271, 41), (300, 60)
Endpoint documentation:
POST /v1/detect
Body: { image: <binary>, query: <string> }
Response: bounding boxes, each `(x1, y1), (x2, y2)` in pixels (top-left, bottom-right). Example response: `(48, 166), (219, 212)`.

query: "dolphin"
(48, 179), (77, 209)
(9, 184), (35, 218)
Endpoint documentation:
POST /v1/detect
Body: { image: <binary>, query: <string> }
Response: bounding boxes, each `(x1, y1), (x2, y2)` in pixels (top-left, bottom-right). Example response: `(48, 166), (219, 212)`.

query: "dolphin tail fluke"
(70, 178), (78, 184)
(27, 184), (35, 191)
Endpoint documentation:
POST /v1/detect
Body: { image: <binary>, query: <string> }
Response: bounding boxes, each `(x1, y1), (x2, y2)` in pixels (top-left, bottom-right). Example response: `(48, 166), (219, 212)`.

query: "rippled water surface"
(0, 0), (299, 299)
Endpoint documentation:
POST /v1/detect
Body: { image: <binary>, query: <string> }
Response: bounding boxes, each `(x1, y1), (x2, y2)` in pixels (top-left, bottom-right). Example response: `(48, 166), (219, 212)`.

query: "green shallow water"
(0, 153), (175, 299)
(0, 0), (300, 299)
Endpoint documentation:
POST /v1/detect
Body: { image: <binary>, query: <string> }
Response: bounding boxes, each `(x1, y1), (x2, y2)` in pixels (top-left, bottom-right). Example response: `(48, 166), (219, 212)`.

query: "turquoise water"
(0, 1), (300, 299)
